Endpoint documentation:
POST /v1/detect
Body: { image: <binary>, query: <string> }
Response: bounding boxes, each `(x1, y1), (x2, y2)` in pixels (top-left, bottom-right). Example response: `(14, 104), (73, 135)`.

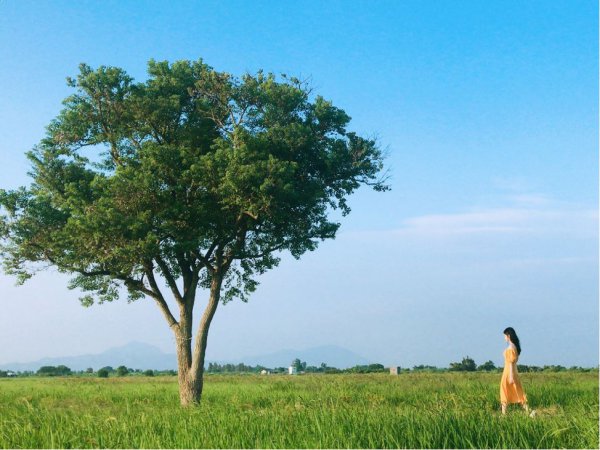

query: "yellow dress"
(500, 346), (527, 405)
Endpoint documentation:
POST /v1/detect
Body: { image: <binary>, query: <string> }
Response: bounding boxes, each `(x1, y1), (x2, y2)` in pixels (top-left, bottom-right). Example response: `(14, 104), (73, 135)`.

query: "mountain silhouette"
(0, 342), (370, 372)
(0, 341), (175, 372)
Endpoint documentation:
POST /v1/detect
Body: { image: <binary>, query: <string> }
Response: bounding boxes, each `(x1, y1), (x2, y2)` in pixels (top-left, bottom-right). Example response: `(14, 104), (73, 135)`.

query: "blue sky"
(0, 0), (597, 368)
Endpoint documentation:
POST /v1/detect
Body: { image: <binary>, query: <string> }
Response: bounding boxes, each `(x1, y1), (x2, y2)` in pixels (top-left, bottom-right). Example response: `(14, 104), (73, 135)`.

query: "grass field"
(0, 371), (597, 448)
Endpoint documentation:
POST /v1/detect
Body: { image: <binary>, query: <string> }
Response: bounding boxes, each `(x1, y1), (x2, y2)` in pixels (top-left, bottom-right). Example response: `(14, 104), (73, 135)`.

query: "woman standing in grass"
(500, 327), (529, 415)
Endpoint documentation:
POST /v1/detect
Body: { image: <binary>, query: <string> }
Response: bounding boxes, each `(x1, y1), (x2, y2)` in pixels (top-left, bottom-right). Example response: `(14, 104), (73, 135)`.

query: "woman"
(500, 327), (529, 414)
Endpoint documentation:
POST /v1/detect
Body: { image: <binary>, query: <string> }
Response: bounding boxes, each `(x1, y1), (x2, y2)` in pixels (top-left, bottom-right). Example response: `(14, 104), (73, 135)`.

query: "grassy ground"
(0, 371), (597, 448)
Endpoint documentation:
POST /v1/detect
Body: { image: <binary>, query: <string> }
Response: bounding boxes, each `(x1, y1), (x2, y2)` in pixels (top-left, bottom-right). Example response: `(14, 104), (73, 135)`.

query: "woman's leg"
(501, 402), (507, 415)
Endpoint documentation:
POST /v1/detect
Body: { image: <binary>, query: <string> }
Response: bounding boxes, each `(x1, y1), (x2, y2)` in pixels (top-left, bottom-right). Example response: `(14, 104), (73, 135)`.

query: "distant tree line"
(0, 360), (595, 378)
(0, 370), (18, 377)
(205, 360), (387, 374)
(6, 365), (178, 378)
(344, 364), (386, 374)
(440, 357), (588, 373)
(95, 366), (177, 377)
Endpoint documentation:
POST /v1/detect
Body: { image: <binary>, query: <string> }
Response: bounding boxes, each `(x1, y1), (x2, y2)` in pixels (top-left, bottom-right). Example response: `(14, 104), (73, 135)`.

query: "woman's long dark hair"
(503, 327), (522, 355)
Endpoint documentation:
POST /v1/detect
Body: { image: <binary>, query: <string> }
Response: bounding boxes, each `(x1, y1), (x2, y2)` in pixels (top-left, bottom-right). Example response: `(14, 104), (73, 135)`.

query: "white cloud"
(509, 193), (552, 206)
(400, 208), (533, 235)
(343, 197), (598, 241)
(396, 207), (597, 237)
(494, 256), (597, 268)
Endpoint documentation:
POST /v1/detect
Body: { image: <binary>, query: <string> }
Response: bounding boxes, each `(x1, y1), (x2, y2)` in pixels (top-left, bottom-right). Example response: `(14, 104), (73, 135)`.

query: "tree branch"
(190, 255), (224, 378)
(233, 241), (289, 260)
(176, 252), (192, 287)
(242, 210), (259, 220)
(190, 240), (220, 275)
(142, 261), (179, 329)
(40, 247), (180, 331)
(223, 218), (249, 269)
(154, 255), (184, 304)
(190, 250), (213, 275)
(148, 122), (165, 144)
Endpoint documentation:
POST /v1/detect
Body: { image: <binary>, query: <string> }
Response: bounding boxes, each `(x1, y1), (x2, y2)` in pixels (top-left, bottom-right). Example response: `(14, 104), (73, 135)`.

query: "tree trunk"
(177, 368), (202, 406)
(176, 331), (201, 406)
(175, 271), (223, 406)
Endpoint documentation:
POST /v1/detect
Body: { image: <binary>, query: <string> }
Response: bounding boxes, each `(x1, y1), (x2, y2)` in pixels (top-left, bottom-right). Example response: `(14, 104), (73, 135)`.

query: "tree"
(116, 365), (129, 376)
(291, 358), (303, 372)
(413, 365), (439, 372)
(37, 365), (72, 376)
(0, 59), (388, 406)
(97, 368), (109, 378)
(477, 360), (496, 371)
(37, 366), (57, 376)
(367, 363), (385, 373)
(56, 365), (72, 376)
(449, 356), (477, 372)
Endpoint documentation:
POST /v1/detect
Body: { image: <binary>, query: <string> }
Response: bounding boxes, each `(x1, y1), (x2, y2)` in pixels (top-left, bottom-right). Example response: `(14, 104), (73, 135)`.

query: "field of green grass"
(0, 371), (597, 448)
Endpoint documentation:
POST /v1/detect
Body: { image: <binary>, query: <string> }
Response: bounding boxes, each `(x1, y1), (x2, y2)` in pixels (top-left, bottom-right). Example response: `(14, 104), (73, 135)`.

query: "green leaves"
(0, 59), (388, 306)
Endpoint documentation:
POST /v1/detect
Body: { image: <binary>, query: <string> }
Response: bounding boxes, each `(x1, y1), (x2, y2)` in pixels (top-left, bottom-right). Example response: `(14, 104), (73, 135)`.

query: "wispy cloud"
(343, 197), (598, 241)
(496, 256), (598, 268)
(400, 208), (533, 236)
(396, 207), (597, 237)
(509, 193), (552, 207)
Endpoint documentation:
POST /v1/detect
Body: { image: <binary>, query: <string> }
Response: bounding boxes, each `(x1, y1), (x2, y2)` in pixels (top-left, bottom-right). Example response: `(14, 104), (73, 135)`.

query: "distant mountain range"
(0, 342), (176, 372)
(0, 342), (370, 372)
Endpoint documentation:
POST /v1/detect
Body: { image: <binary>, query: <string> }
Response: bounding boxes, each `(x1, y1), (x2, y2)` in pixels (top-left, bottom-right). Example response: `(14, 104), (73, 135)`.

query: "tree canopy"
(0, 59), (387, 307)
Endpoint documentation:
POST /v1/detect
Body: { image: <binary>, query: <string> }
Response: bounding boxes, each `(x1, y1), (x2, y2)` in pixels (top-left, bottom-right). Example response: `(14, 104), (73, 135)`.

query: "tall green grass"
(0, 372), (597, 448)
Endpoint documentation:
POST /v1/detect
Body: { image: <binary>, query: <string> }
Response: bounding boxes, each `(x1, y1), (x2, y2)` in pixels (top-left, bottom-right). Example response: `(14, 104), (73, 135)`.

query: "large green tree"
(0, 59), (387, 405)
